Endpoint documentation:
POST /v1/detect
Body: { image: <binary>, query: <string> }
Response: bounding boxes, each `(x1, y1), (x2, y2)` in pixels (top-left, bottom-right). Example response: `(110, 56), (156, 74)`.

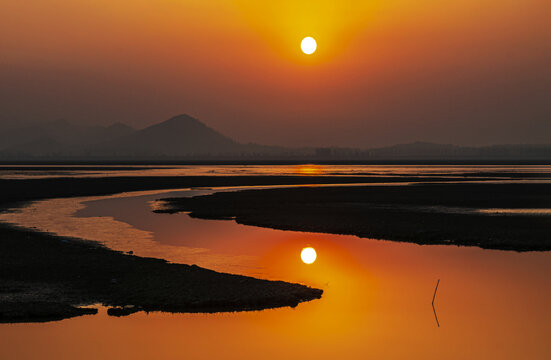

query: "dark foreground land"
(0, 224), (322, 323)
(157, 183), (551, 251)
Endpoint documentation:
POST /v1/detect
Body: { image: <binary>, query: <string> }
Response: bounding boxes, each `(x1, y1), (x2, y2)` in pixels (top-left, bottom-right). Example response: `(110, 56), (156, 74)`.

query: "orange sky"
(1, 0), (550, 147)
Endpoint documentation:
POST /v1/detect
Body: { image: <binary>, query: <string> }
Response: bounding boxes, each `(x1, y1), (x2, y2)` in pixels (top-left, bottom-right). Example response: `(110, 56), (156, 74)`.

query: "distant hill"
(363, 141), (551, 160)
(87, 114), (286, 157)
(0, 114), (285, 159)
(90, 114), (246, 156)
(0, 115), (550, 160)
(1, 137), (72, 157)
(0, 120), (135, 157)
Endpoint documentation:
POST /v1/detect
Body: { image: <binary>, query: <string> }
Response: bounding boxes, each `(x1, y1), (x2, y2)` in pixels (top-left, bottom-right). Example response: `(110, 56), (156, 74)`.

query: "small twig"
(432, 302), (440, 327)
(432, 279), (440, 306)
(432, 279), (440, 327)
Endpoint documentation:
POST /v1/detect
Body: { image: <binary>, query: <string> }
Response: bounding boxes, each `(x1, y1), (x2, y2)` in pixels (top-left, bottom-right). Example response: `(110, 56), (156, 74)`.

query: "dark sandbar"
(156, 183), (551, 252)
(0, 224), (322, 323)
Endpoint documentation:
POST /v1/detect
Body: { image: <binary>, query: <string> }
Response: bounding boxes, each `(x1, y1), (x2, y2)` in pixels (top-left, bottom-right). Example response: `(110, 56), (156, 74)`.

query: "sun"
(301, 37), (317, 55)
(301, 247), (317, 264)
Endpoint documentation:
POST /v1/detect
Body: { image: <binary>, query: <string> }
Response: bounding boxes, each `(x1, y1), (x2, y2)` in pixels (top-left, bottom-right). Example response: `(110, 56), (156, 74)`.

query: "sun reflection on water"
(295, 164), (324, 175)
(301, 247), (317, 264)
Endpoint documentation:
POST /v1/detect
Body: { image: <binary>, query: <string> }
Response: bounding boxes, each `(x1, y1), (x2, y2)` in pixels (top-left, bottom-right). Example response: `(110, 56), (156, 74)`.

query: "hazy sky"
(1, 0), (550, 147)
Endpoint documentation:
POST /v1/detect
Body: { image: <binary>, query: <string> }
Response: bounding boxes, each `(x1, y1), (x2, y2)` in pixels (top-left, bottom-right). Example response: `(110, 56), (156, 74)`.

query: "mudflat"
(1, 173), (549, 323)
(0, 224), (322, 323)
(0, 175), (358, 323)
(0, 174), (493, 205)
(156, 183), (551, 251)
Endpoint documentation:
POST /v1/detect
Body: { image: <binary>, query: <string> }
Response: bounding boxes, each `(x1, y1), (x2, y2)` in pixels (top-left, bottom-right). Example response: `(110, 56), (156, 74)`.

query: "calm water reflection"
(2, 164), (551, 179)
(0, 185), (550, 359)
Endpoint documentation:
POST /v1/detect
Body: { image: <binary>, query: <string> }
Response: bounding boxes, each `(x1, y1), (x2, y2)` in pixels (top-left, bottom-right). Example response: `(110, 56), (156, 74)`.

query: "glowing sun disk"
(301, 247), (317, 264)
(301, 37), (317, 54)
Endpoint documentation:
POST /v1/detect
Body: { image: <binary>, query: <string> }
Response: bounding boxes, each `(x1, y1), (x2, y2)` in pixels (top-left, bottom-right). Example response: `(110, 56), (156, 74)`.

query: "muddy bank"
(156, 183), (551, 251)
(0, 174), (504, 206)
(0, 224), (322, 323)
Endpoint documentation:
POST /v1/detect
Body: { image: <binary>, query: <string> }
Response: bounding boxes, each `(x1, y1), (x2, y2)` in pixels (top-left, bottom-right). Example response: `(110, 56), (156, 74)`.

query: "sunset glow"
(2, 0), (549, 147)
(1, 1), (550, 359)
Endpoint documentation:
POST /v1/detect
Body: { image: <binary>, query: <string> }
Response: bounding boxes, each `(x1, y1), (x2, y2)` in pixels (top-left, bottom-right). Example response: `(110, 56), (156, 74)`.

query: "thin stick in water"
(432, 279), (440, 327)
(432, 279), (440, 305)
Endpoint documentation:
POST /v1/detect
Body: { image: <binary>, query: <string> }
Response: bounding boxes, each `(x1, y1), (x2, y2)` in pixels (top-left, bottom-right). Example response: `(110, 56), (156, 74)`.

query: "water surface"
(1, 181), (550, 359)
(0, 166), (551, 359)
(2, 164), (551, 179)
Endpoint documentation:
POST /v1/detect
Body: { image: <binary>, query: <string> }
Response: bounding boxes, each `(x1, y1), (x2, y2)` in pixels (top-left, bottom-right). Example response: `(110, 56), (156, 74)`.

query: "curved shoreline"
(2, 173), (549, 322)
(0, 177), (355, 323)
(0, 175), (403, 323)
(156, 183), (551, 252)
(0, 223), (322, 323)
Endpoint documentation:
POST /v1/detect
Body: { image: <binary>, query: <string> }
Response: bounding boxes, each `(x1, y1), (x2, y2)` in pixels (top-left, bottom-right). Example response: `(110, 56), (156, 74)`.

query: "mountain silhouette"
(368, 141), (465, 157)
(0, 120), (135, 156)
(90, 114), (252, 156)
(365, 141), (551, 159)
(1, 136), (71, 157)
(0, 115), (550, 160)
